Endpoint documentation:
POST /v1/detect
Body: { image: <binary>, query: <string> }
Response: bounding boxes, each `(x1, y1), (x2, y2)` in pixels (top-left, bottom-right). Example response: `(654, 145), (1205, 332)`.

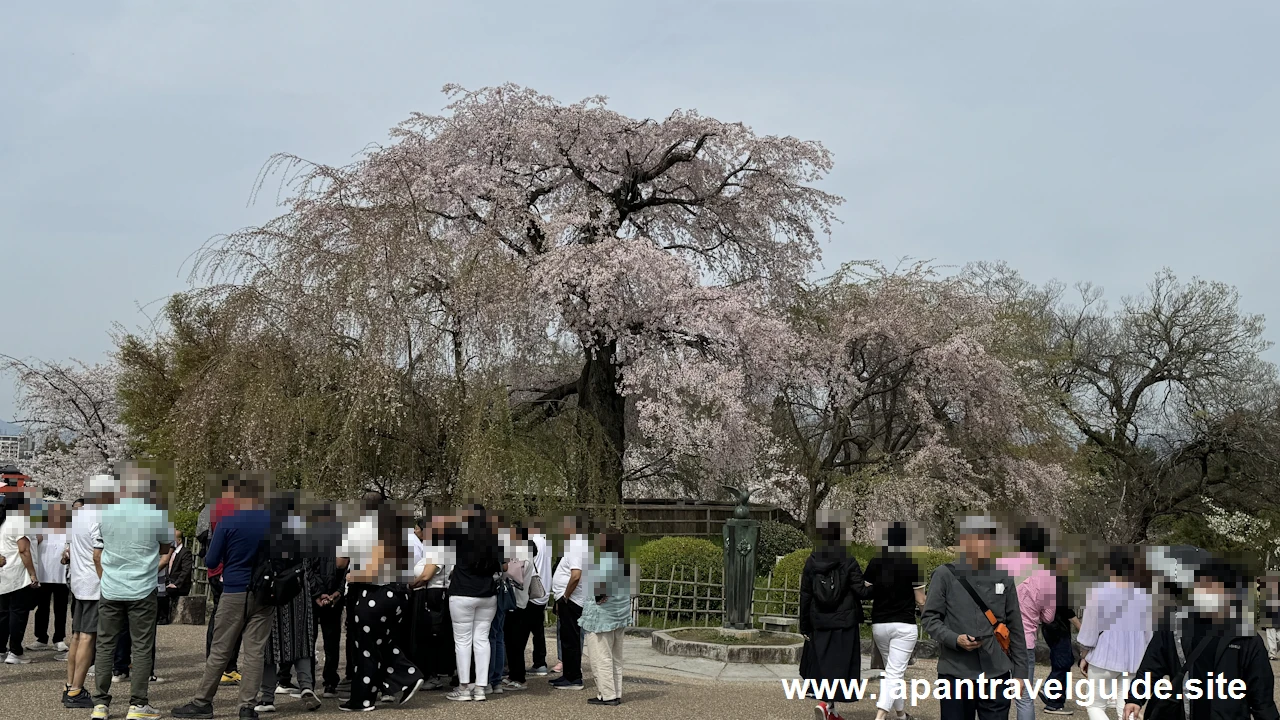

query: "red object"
(0, 465), (31, 495)
(206, 496), (237, 578)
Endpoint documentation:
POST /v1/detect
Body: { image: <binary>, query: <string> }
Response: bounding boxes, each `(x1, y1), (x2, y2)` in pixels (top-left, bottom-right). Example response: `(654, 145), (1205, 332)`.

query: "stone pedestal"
(722, 518), (759, 629)
(175, 595), (206, 625)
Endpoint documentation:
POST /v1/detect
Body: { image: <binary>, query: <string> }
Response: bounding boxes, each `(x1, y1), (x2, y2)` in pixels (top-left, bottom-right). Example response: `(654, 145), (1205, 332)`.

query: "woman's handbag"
(496, 573), (522, 613)
(528, 567), (546, 601)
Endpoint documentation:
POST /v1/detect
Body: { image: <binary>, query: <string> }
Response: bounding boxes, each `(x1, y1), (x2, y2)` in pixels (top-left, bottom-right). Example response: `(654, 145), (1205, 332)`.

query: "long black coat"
(799, 547), (872, 635)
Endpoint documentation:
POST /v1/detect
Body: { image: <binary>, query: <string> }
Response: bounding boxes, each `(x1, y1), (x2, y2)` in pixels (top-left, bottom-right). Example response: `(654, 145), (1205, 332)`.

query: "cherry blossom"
(2, 355), (127, 498)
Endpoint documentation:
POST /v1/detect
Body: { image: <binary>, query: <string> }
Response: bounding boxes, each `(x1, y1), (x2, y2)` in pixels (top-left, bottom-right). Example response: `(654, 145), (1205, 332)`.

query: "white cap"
(86, 474), (117, 494)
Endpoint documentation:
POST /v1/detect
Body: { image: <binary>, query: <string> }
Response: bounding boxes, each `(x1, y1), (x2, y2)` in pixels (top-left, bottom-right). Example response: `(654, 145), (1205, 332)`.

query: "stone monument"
(720, 484), (759, 630)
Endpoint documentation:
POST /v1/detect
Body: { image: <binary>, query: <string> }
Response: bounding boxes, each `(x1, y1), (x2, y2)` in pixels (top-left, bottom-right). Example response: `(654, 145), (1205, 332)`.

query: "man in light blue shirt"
(89, 466), (173, 720)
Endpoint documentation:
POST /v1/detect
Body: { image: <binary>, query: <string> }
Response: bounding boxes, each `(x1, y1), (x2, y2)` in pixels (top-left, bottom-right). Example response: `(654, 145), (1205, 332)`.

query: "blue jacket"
(205, 508), (269, 593)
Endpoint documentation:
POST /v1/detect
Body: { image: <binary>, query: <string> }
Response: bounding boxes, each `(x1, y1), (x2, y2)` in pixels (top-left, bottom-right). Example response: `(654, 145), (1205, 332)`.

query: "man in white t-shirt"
(62, 476), (116, 709)
(409, 516), (455, 688)
(0, 495), (40, 665)
(548, 515), (588, 690)
(525, 520), (552, 676)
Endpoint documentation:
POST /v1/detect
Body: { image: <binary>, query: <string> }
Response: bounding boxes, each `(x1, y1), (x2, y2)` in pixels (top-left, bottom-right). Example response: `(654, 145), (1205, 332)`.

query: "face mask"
(1192, 589), (1225, 614)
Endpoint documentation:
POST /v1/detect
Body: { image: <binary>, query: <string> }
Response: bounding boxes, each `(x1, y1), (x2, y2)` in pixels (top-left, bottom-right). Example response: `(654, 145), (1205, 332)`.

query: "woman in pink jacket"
(995, 523), (1058, 720)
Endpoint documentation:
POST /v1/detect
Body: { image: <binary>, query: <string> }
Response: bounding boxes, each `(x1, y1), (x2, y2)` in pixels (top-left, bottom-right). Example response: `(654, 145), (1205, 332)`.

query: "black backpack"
(249, 519), (306, 607)
(812, 560), (847, 611)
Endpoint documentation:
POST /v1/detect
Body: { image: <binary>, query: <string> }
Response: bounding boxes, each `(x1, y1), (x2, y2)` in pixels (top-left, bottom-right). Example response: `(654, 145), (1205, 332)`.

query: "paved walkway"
(6, 621), (1279, 720)
(622, 634), (806, 683)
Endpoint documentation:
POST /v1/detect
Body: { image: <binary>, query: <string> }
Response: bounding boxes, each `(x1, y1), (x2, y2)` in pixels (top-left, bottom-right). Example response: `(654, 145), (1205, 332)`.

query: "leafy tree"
(1037, 269), (1280, 542)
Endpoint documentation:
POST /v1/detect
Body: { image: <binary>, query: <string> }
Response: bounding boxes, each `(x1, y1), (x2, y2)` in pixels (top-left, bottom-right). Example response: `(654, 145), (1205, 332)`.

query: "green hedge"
(634, 537), (723, 623)
(756, 521), (811, 575)
(171, 509), (199, 542)
(771, 545), (955, 587)
(634, 537), (723, 581)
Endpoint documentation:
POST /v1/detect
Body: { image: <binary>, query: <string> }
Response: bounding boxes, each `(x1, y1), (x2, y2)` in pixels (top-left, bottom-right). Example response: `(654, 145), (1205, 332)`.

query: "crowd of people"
(0, 468), (634, 720)
(7, 469), (1280, 720)
(799, 515), (1280, 720)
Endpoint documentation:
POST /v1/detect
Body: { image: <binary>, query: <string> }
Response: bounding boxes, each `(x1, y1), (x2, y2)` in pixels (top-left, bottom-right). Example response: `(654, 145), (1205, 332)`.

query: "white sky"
(4, 0), (1280, 419)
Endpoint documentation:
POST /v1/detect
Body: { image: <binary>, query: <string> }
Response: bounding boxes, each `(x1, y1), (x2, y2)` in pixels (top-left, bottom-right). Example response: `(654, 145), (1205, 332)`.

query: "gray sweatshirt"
(921, 559), (1030, 678)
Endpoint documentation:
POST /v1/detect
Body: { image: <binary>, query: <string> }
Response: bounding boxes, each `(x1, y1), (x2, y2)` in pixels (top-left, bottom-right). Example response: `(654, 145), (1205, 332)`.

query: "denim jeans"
(488, 607), (507, 688)
(1041, 634), (1075, 710)
(1015, 657), (1036, 720)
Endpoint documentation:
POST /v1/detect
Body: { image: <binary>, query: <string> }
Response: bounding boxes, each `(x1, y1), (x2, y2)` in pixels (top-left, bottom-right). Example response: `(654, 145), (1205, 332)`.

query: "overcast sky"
(4, 0), (1280, 421)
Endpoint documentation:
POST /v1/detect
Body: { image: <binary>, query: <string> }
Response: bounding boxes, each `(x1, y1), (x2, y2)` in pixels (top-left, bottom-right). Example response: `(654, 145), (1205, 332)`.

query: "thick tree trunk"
(577, 339), (626, 501)
(804, 476), (819, 537)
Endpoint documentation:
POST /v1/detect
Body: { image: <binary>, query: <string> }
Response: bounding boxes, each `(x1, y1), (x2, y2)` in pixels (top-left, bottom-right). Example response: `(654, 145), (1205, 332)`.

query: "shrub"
(756, 521), (811, 575)
(633, 536), (724, 626)
(768, 544), (955, 587)
(634, 536), (723, 581)
(171, 509), (199, 542)
(771, 547), (812, 586)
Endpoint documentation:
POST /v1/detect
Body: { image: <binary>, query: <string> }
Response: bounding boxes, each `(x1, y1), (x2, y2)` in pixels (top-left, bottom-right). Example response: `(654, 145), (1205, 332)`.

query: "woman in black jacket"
(441, 504), (502, 703)
(800, 519), (872, 720)
(863, 522), (925, 720)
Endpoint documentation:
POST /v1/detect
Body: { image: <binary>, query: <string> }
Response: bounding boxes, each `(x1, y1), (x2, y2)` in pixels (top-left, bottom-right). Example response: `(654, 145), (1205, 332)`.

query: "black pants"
(938, 673), (1013, 720)
(0, 585), (34, 656)
(1040, 635), (1075, 710)
(344, 583), (374, 682)
(504, 605), (530, 683)
(205, 575), (240, 673)
(425, 588), (455, 679)
(33, 582), (70, 644)
(526, 602), (547, 669)
(313, 601), (343, 689)
(157, 595), (169, 625)
(408, 588), (431, 675)
(348, 585), (420, 709)
(555, 598), (584, 682)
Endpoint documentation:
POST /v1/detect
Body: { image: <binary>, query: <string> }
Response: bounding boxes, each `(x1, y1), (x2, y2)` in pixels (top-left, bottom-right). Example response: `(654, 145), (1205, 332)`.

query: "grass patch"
(666, 628), (801, 646)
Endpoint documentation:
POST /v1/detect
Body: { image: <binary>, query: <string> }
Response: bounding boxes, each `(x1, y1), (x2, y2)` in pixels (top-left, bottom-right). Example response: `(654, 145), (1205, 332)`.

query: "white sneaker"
(112, 674), (129, 684)
(299, 688), (322, 711)
(25, 641), (51, 651)
(91, 704), (109, 720)
(56, 641), (71, 652)
(472, 685), (487, 702)
(55, 651), (70, 662)
(87, 667), (96, 677)
(446, 687), (473, 702)
(125, 706), (161, 720)
(502, 679), (527, 690)
(5, 652), (31, 664)
(254, 703), (277, 713)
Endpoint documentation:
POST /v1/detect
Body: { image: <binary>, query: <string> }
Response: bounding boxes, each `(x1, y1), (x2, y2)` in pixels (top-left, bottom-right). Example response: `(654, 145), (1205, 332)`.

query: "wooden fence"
(582, 501), (786, 537)
(631, 566), (804, 629)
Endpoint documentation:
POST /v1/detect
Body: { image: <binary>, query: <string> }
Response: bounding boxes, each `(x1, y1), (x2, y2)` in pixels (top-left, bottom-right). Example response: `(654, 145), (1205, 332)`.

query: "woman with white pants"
(863, 523), (926, 720)
(1075, 547), (1153, 720)
(439, 504), (503, 703)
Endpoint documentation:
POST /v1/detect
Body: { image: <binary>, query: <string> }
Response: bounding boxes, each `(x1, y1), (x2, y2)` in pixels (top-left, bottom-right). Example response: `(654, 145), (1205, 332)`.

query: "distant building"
(0, 433), (33, 462)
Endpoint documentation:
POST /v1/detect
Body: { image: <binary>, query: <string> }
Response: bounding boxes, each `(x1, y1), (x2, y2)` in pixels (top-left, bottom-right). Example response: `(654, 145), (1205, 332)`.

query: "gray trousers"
(193, 591), (275, 710)
(92, 591), (159, 708)
(259, 642), (315, 703)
